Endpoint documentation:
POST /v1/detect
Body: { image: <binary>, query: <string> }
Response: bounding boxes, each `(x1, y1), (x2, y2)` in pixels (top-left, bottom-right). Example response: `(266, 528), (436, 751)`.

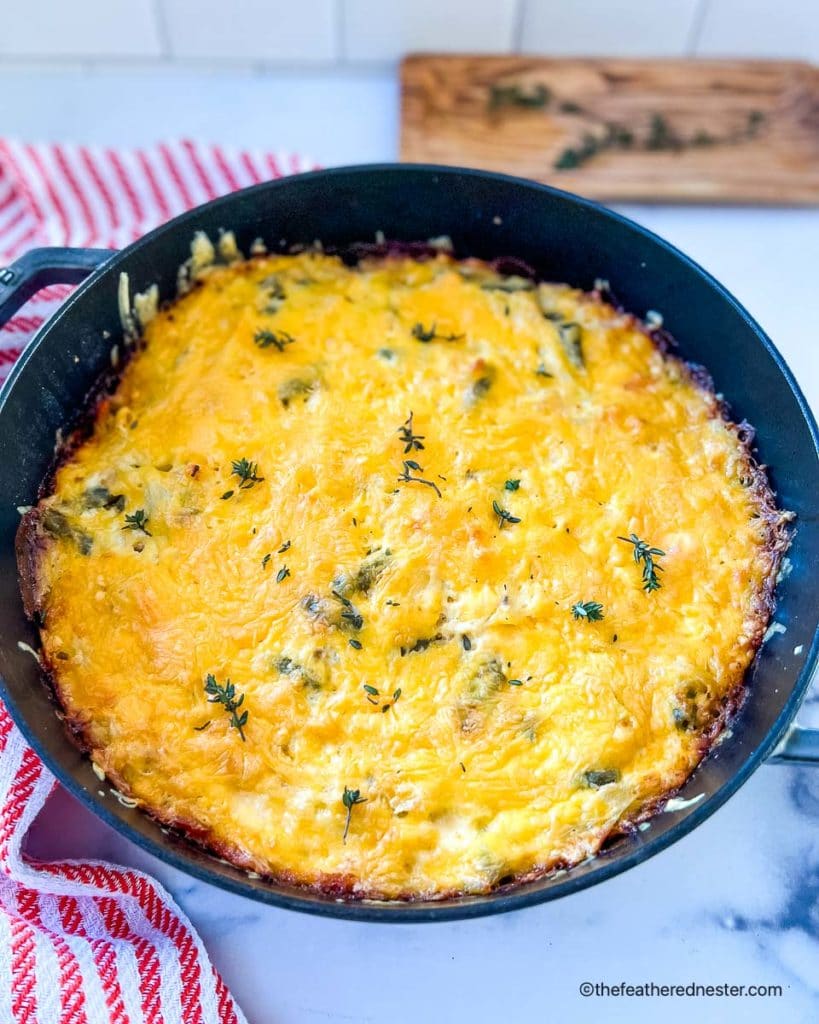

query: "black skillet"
(0, 165), (817, 922)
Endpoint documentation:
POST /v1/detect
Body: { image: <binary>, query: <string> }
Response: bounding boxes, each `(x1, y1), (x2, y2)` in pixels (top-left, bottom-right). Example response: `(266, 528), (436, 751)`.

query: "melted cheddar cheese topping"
(28, 251), (780, 898)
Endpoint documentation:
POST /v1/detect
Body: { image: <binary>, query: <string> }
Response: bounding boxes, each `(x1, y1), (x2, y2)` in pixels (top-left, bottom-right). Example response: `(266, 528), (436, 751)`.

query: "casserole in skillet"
(16, 241), (790, 900)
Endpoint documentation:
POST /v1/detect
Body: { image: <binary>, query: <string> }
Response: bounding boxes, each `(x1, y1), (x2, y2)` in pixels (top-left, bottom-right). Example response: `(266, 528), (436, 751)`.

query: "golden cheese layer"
(24, 251), (783, 899)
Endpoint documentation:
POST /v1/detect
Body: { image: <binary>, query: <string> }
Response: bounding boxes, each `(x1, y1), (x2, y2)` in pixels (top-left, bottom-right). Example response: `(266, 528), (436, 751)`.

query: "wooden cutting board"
(400, 56), (819, 204)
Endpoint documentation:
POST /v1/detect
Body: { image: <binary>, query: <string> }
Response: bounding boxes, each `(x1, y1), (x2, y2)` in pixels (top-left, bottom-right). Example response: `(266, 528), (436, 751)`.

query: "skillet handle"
(0, 247), (115, 327)
(767, 724), (819, 766)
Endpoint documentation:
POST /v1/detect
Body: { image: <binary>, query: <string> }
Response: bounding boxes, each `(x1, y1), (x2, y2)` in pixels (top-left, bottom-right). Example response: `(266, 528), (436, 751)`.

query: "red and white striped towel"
(0, 138), (316, 380)
(0, 138), (318, 1023)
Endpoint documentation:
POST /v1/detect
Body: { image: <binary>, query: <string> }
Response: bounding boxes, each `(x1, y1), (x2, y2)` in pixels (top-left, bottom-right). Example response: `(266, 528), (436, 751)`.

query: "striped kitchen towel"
(0, 138), (317, 380)
(0, 138), (317, 1023)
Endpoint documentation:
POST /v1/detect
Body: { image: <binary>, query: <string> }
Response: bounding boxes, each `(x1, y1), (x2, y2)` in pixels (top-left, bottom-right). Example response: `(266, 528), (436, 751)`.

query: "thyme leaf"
(332, 589), (364, 630)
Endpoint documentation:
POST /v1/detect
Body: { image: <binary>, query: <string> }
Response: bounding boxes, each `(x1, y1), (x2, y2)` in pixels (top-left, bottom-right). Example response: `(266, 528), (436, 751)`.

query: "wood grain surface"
(400, 56), (819, 204)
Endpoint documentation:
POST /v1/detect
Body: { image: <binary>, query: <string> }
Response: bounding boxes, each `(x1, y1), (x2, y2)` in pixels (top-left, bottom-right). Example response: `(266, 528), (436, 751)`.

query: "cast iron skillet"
(0, 165), (817, 922)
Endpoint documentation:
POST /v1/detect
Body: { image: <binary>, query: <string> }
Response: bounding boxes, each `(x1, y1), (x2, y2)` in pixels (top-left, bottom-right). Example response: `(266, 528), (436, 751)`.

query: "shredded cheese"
(28, 252), (783, 898)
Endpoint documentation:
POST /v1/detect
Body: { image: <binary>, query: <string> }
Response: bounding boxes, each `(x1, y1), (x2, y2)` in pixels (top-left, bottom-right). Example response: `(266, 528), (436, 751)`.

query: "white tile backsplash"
(0, 0), (817, 66)
(696, 0), (819, 61)
(0, 0), (161, 58)
(520, 0), (702, 57)
(343, 0), (518, 60)
(163, 0), (337, 62)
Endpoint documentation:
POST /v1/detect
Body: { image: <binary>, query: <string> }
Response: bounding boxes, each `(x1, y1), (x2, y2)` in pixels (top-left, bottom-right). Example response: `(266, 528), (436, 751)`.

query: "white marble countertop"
(4, 65), (819, 1024)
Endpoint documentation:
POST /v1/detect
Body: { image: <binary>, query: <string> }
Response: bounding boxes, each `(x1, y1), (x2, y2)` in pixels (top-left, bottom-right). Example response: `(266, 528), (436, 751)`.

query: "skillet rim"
(1, 162), (817, 922)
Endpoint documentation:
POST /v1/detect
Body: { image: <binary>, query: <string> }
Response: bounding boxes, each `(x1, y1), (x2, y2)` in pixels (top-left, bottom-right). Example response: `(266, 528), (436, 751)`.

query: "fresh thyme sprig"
(204, 674), (248, 741)
(554, 111), (765, 171)
(618, 533), (665, 592)
(398, 412), (425, 453)
(395, 413), (440, 497)
(489, 82), (551, 111)
(411, 322), (464, 343)
(254, 329), (295, 352)
(399, 460), (442, 498)
(572, 601), (605, 621)
(342, 786), (366, 843)
(492, 499), (521, 529)
(231, 458), (264, 489)
(123, 509), (151, 536)
(505, 479), (520, 491)
(276, 565), (290, 583)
